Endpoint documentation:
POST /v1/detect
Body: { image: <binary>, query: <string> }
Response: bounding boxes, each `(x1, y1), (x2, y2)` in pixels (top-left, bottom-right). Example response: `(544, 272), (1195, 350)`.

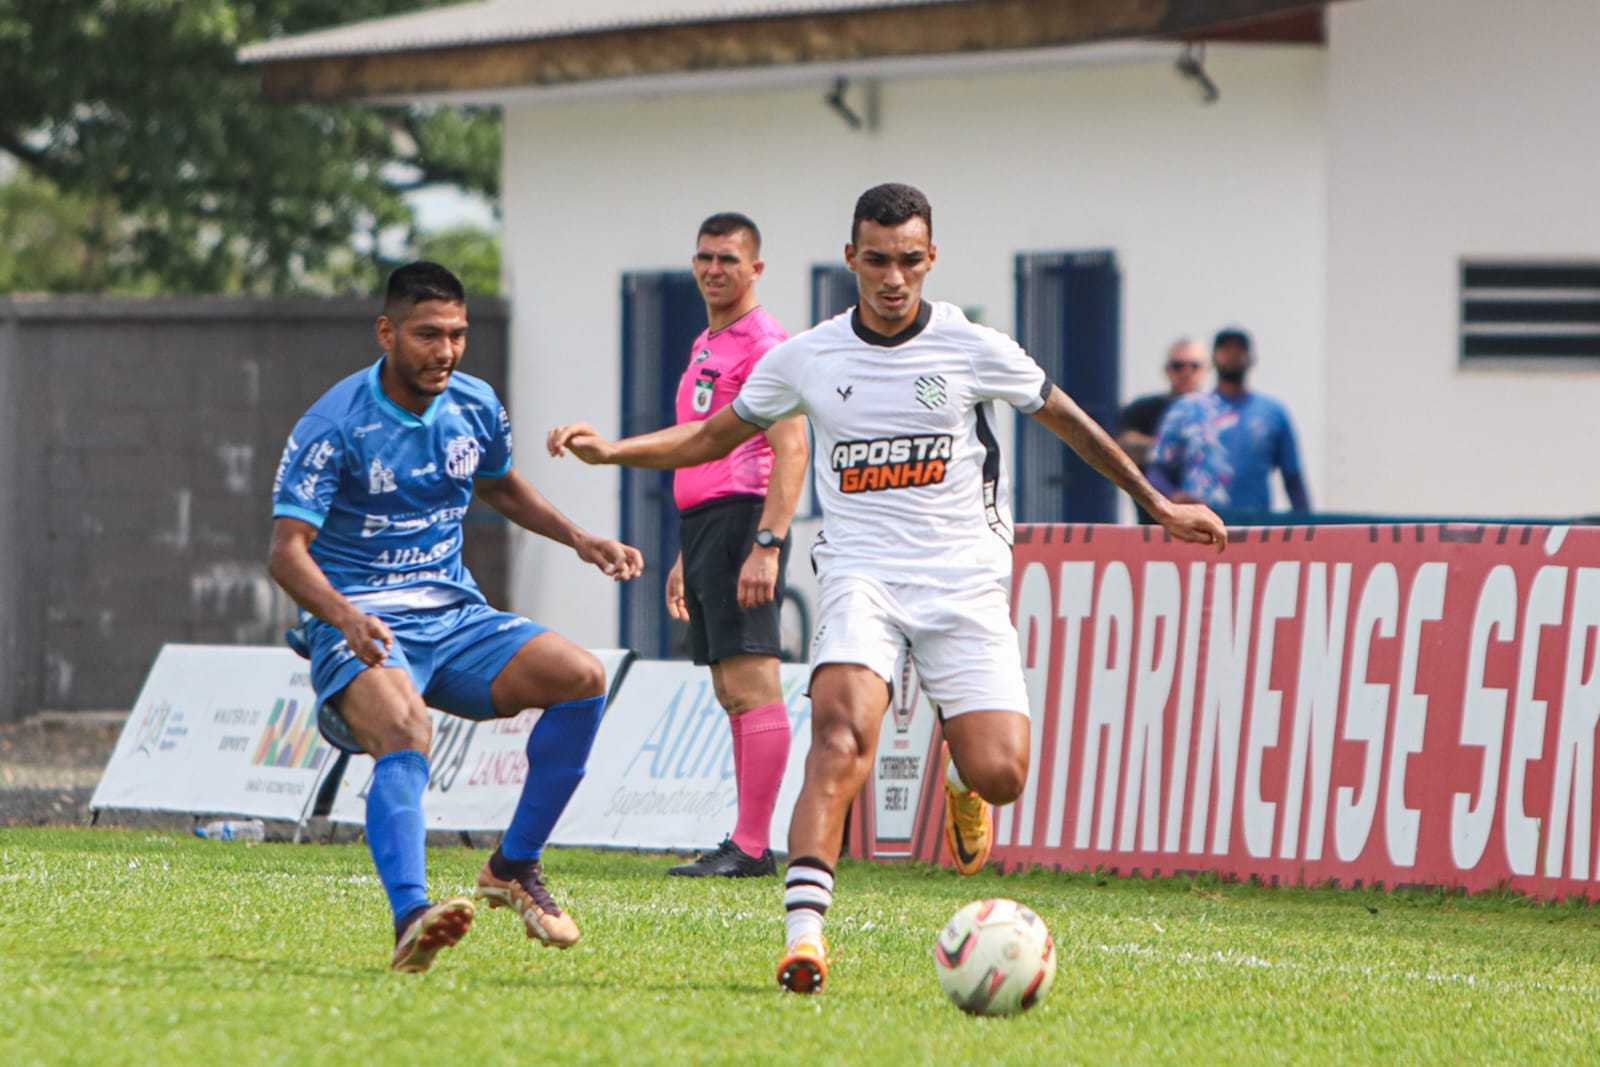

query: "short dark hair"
(384, 261), (465, 320)
(697, 212), (761, 255)
(851, 183), (932, 244)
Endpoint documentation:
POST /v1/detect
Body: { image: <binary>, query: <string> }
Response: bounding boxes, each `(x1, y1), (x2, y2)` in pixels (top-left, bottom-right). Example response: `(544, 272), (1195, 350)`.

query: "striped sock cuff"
(784, 856), (835, 914)
(786, 856), (835, 887)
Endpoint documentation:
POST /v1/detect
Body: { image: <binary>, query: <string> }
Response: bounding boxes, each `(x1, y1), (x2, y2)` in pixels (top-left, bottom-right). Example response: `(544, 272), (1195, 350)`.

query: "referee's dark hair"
(697, 212), (762, 255)
(851, 183), (932, 244)
(384, 261), (466, 321)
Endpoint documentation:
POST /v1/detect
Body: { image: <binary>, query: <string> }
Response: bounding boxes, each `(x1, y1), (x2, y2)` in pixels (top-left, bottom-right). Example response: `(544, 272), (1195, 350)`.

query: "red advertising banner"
(862, 524), (1600, 900)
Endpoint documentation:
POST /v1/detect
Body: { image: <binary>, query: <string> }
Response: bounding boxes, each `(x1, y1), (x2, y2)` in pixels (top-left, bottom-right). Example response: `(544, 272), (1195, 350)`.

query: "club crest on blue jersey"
(445, 436), (481, 478)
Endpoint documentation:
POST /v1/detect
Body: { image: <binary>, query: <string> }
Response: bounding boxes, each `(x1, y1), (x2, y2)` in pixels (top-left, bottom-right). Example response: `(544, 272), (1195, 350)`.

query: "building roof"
(238, 0), (969, 64)
(238, 0), (1329, 104)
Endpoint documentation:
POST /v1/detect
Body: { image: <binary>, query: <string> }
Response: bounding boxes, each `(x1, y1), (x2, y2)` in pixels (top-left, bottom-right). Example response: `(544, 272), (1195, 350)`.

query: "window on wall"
(810, 265), (856, 324)
(1460, 261), (1600, 363)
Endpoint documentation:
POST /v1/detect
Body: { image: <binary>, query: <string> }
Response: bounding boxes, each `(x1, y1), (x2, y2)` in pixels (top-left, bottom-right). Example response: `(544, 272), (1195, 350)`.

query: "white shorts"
(808, 573), (1031, 718)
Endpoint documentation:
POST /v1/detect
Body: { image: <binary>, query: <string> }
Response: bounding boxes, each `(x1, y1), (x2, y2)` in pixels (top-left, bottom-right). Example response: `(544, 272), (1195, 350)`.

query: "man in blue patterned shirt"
(1148, 326), (1311, 515)
(269, 262), (642, 972)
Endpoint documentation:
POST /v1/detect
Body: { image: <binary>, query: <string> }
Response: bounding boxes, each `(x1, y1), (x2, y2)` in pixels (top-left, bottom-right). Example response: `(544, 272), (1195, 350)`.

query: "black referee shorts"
(679, 495), (791, 666)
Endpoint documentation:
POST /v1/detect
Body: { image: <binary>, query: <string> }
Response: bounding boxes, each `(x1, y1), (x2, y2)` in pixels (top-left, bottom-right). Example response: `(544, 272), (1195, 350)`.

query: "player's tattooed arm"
(1029, 386), (1227, 553)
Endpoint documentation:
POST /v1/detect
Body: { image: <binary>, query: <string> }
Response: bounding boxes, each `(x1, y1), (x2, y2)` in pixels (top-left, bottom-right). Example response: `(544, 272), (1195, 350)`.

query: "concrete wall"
(0, 298), (508, 720)
(1325, 0), (1600, 514)
(501, 45), (1328, 645)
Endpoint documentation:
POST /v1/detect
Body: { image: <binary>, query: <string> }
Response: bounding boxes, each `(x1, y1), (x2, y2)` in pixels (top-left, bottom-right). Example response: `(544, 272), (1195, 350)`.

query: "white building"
(243, 0), (1600, 650)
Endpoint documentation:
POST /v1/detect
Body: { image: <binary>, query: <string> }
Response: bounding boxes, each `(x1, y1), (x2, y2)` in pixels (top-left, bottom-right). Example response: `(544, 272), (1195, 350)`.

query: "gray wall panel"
(0, 297), (510, 720)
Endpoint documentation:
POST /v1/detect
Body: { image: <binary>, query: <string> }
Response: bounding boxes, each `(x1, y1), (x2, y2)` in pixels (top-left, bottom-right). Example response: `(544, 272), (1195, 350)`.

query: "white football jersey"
(732, 301), (1050, 585)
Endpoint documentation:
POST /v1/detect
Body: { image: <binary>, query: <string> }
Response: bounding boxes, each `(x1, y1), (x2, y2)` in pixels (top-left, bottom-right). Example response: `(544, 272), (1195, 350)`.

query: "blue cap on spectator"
(1213, 326), (1252, 352)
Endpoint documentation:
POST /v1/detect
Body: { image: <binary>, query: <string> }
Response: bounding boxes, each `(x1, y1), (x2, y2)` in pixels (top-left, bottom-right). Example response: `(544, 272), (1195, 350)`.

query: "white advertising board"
(548, 660), (813, 850)
(90, 644), (336, 822)
(325, 649), (643, 832)
(868, 653), (940, 856)
(328, 659), (814, 847)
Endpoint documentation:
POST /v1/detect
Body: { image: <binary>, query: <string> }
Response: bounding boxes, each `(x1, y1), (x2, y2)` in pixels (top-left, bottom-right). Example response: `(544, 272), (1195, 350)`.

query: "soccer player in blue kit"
(269, 262), (643, 973)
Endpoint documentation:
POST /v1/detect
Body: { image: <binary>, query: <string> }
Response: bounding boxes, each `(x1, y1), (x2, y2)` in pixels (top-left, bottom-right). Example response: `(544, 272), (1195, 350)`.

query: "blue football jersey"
(271, 358), (512, 612)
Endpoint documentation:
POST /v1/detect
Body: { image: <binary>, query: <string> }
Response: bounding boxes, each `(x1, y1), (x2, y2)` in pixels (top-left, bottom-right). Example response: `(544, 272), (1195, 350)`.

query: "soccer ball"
(933, 898), (1057, 1016)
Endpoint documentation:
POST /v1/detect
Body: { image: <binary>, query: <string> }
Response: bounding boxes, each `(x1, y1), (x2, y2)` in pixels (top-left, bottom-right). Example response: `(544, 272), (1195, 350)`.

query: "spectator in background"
(1148, 326), (1311, 516)
(1117, 338), (1207, 523)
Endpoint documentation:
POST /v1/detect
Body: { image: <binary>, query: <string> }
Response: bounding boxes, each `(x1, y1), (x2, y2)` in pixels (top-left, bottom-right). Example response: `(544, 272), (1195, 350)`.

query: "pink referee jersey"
(673, 306), (790, 511)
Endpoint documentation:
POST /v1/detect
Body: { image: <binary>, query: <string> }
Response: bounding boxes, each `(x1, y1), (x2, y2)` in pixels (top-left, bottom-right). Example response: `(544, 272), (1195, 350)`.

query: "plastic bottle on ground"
(195, 819), (266, 842)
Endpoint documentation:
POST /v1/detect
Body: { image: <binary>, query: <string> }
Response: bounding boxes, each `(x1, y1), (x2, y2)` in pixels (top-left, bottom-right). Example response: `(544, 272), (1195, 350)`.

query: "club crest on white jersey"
(914, 375), (947, 410)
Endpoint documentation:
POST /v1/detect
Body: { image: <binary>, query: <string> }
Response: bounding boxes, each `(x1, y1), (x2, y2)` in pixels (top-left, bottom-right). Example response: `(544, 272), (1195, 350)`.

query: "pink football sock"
(729, 701), (791, 857)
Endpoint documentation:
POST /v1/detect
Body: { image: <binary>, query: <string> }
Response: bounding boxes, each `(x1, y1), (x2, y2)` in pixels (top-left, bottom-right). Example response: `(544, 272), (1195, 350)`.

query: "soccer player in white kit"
(548, 184), (1228, 994)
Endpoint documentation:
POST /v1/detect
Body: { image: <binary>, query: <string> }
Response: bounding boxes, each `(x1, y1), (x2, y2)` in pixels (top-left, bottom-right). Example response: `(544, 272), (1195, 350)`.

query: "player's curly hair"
(384, 261), (466, 320)
(851, 183), (932, 244)
(697, 212), (762, 255)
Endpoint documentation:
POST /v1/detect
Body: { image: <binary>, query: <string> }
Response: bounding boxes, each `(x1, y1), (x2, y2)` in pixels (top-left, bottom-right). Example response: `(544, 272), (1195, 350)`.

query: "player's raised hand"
(578, 533), (644, 582)
(547, 422), (614, 464)
(1161, 503), (1229, 553)
(339, 614), (394, 666)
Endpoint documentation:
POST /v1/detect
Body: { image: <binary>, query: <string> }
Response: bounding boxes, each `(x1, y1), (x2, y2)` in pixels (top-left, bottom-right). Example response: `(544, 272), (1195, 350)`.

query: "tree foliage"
(0, 1), (501, 295)
(415, 225), (500, 299)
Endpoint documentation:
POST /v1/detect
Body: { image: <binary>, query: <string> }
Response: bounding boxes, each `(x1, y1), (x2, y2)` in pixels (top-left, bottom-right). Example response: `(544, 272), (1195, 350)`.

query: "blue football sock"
(366, 749), (432, 928)
(500, 695), (605, 862)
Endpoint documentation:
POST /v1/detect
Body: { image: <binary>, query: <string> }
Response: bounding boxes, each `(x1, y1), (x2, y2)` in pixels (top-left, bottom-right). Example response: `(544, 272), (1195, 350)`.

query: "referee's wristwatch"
(754, 528), (783, 550)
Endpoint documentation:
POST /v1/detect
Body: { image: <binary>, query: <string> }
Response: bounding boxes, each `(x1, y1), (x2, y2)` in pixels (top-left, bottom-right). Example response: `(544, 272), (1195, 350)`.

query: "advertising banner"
(90, 645), (335, 821)
(886, 524), (1600, 900)
(845, 649), (943, 861)
(544, 660), (814, 849)
(324, 649), (637, 832)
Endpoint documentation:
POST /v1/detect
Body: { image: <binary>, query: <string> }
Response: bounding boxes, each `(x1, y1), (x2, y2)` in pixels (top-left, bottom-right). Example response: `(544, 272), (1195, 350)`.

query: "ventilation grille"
(1461, 261), (1600, 361)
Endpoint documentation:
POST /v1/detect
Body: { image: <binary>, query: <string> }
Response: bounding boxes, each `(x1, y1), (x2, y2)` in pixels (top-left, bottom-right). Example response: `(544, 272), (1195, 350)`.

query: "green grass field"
(3, 829), (1599, 1067)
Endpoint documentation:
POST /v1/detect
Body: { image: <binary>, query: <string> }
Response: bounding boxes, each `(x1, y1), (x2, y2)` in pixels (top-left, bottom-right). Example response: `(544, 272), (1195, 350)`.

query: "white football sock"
(946, 754), (971, 793)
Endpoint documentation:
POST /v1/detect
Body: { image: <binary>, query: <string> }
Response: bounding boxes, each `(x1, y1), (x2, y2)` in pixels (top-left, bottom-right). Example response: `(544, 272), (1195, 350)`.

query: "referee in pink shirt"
(663, 213), (808, 877)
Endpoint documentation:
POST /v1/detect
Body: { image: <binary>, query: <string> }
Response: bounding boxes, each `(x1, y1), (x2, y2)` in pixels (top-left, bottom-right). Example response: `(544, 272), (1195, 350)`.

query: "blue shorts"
(298, 602), (548, 754)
